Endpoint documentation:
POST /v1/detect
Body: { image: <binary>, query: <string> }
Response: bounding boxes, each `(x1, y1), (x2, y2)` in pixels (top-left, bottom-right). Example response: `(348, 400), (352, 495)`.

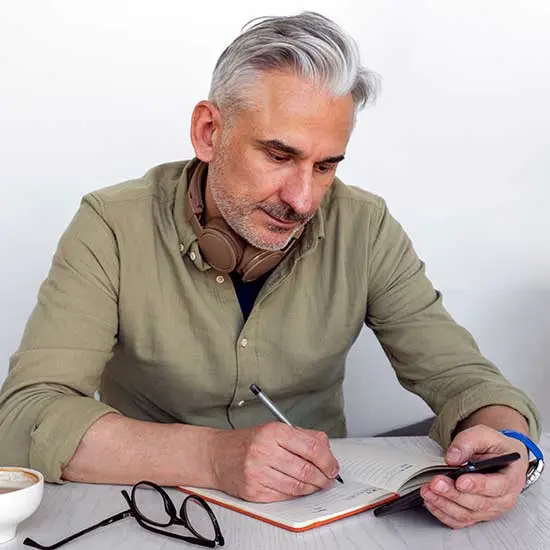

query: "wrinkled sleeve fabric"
(365, 198), (541, 448)
(0, 193), (120, 482)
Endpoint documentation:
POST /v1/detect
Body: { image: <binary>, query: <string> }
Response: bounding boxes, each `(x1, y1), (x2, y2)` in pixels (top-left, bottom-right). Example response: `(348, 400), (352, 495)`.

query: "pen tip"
(336, 474), (344, 484)
(250, 384), (261, 395)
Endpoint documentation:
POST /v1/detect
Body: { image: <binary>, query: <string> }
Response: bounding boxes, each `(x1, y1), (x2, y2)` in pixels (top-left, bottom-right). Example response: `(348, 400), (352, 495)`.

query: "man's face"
(205, 71), (356, 251)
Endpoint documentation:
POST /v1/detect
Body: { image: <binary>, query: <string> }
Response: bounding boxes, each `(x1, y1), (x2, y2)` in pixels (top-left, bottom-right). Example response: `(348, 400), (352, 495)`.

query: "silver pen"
(249, 383), (344, 484)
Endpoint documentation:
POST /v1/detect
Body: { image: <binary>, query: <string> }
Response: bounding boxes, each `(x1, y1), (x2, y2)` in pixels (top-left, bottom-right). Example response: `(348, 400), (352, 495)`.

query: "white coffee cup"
(0, 467), (44, 544)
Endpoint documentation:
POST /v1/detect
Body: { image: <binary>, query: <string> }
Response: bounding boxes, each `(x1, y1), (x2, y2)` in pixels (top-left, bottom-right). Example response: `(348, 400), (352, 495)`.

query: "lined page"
(183, 480), (390, 528)
(330, 439), (448, 493)
(241, 482), (390, 525)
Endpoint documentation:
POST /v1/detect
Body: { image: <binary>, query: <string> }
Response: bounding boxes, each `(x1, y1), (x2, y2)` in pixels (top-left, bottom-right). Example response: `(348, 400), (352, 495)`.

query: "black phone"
(373, 451), (521, 517)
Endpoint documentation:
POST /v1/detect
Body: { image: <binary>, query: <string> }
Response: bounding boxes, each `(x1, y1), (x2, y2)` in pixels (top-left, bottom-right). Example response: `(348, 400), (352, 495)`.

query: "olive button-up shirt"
(0, 159), (541, 482)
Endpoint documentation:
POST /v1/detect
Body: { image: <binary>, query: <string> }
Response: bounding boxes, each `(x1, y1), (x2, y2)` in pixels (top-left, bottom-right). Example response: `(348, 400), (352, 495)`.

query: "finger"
(270, 444), (335, 491)
(454, 470), (520, 498)
(445, 426), (496, 464)
(236, 448), (323, 502)
(445, 425), (523, 465)
(423, 501), (475, 530)
(269, 465), (332, 498)
(426, 475), (517, 515)
(246, 467), (323, 502)
(430, 472), (511, 502)
(422, 486), (503, 524)
(276, 426), (340, 481)
(427, 477), (488, 513)
(422, 488), (481, 524)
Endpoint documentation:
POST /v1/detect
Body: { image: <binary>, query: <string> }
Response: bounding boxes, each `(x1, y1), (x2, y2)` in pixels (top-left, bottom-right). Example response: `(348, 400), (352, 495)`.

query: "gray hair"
(208, 12), (378, 115)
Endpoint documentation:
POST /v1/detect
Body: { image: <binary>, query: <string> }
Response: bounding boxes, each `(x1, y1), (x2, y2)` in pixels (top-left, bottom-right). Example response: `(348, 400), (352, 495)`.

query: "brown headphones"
(186, 160), (302, 282)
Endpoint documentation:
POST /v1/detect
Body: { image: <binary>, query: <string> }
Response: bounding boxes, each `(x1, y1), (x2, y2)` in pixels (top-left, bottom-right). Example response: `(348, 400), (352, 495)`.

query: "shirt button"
(240, 338), (248, 348)
(189, 251), (196, 261)
(179, 243), (184, 253)
(216, 275), (225, 284)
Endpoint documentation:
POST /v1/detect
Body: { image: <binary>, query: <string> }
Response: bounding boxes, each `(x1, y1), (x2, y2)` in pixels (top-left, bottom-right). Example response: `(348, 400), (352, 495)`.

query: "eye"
(315, 163), (336, 174)
(267, 150), (291, 163)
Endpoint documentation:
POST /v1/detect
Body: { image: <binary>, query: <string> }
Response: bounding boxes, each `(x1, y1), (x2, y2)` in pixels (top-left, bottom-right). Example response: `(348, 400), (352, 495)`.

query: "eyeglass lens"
(132, 482), (219, 543)
(183, 496), (218, 540)
(133, 483), (172, 526)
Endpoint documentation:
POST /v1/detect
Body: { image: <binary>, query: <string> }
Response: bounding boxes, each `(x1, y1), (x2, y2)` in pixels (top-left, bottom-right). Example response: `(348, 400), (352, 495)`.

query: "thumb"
(445, 425), (501, 465)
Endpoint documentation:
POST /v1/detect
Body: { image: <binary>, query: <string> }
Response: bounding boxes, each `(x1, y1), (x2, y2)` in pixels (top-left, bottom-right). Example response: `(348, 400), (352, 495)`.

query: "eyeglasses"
(23, 480), (225, 549)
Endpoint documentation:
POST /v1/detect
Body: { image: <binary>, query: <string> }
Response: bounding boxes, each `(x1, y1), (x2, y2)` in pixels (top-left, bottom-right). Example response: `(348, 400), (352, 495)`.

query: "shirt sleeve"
(365, 199), (542, 448)
(0, 193), (121, 482)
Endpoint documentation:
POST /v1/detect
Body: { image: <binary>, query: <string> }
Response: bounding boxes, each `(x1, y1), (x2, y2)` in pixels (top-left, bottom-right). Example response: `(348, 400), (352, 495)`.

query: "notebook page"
(241, 481), (390, 525)
(182, 480), (391, 528)
(330, 439), (447, 493)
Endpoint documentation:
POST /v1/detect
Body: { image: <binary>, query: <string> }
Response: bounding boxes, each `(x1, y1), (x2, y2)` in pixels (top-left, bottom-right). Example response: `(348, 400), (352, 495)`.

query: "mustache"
(260, 203), (311, 223)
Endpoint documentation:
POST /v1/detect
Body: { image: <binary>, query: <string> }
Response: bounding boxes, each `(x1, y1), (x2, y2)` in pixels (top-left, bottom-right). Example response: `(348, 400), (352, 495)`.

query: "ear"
(190, 101), (222, 163)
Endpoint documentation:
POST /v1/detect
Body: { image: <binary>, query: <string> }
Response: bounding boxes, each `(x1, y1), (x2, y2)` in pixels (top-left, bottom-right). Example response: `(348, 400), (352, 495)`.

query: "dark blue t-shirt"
(230, 270), (273, 322)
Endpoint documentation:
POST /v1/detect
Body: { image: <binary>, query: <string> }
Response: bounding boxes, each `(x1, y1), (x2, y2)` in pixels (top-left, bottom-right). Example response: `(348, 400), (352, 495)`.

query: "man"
(0, 12), (542, 530)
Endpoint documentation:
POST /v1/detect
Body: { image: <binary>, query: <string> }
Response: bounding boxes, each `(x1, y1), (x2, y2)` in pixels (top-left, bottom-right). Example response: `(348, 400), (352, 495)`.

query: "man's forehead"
(229, 94), (353, 146)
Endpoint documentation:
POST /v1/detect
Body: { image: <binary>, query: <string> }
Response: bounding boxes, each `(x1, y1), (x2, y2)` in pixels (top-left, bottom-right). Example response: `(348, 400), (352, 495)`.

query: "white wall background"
(1, 0), (549, 435)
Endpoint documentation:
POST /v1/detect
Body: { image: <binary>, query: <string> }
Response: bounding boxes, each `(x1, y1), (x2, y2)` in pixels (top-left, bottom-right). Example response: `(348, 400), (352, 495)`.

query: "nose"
(279, 166), (313, 215)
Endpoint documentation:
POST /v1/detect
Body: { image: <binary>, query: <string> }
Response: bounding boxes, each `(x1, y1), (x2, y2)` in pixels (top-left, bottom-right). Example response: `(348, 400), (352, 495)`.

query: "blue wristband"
(500, 430), (544, 461)
(500, 429), (545, 491)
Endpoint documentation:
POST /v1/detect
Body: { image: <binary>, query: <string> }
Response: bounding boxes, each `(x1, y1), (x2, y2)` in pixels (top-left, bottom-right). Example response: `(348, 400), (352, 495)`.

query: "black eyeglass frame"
(22, 480), (225, 549)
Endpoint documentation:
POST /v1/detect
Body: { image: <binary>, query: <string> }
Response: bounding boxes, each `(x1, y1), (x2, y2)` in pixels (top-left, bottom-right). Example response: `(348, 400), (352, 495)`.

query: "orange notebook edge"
(177, 487), (399, 532)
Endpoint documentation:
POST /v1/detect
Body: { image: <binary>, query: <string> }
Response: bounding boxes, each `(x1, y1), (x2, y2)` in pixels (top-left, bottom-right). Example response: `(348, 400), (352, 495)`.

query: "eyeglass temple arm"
(23, 509), (132, 550)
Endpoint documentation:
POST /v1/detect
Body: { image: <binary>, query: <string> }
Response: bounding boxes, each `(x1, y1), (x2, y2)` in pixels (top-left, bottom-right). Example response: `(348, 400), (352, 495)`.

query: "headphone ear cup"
(240, 249), (286, 282)
(197, 217), (245, 272)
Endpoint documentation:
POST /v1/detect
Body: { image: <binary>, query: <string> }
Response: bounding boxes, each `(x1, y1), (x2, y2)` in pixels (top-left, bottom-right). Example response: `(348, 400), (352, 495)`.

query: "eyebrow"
(257, 139), (345, 164)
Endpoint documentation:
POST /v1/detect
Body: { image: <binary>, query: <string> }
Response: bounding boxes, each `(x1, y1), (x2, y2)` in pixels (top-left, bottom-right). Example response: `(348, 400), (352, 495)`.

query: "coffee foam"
(0, 469), (39, 493)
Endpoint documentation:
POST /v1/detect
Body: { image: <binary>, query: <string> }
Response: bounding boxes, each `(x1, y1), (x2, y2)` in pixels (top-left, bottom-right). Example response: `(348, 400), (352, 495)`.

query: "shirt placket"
(224, 285), (263, 427)
(199, 266), (255, 427)
(225, 238), (321, 427)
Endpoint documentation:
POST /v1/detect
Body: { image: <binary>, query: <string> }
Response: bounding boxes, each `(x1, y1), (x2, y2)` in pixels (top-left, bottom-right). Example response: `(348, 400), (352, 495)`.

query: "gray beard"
(209, 187), (298, 252)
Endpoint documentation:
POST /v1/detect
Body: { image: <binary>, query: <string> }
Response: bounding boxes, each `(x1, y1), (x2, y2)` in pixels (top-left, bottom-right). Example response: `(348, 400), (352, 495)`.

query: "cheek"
(240, 154), (286, 199)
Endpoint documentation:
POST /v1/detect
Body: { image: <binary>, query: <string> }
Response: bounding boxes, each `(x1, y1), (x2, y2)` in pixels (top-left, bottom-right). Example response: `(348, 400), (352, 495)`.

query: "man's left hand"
(420, 424), (529, 529)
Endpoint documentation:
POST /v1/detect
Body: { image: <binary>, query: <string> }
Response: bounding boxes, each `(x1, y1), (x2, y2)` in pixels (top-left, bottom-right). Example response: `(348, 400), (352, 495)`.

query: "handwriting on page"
(254, 483), (389, 523)
(331, 440), (445, 493)
(345, 461), (417, 490)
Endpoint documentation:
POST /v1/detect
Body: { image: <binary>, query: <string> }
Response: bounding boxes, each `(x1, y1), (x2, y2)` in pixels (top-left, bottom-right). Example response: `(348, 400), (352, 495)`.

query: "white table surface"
(9, 434), (550, 550)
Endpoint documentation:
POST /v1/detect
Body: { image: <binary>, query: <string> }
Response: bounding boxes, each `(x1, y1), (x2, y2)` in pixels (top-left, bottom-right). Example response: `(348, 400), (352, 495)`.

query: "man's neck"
(203, 173), (221, 224)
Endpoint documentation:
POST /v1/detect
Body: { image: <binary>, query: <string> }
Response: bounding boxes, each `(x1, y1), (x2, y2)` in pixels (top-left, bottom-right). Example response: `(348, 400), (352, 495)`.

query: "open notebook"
(179, 438), (455, 532)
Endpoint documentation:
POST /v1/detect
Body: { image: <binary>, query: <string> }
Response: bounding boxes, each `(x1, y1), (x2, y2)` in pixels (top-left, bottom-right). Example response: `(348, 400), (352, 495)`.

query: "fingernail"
(458, 478), (473, 491)
(423, 489), (435, 501)
(446, 447), (462, 462)
(434, 480), (449, 493)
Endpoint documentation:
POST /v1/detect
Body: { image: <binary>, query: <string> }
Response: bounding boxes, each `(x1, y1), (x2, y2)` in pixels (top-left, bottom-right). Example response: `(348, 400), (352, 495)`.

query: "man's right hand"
(206, 422), (340, 502)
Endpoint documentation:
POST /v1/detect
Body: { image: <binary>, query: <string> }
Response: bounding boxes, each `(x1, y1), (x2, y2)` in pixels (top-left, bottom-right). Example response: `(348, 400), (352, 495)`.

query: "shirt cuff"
(428, 382), (542, 449)
(29, 395), (119, 483)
